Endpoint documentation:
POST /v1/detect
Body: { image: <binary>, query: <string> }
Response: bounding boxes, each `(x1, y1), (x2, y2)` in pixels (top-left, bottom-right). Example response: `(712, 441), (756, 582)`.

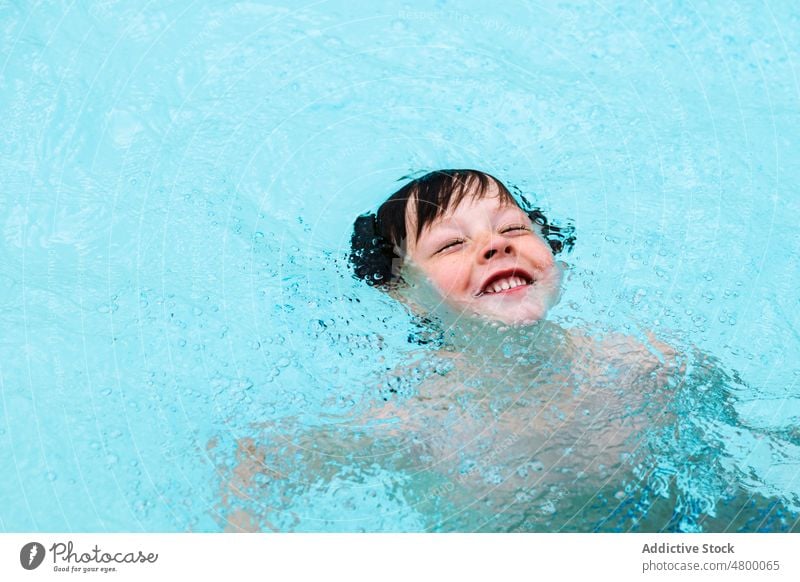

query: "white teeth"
(481, 276), (531, 295)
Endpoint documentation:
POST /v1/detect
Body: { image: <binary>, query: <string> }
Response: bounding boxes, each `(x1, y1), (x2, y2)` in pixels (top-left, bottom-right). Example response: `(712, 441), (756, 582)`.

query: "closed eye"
(436, 239), (464, 254)
(501, 224), (530, 234)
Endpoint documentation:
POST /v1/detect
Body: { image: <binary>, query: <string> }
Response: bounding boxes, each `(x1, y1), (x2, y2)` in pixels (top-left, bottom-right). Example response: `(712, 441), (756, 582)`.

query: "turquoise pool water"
(1, 1), (799, 532)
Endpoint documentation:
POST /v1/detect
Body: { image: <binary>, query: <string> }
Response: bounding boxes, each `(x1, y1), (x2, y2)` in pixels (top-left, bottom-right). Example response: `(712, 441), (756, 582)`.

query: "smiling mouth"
(474, 269), (535, 297)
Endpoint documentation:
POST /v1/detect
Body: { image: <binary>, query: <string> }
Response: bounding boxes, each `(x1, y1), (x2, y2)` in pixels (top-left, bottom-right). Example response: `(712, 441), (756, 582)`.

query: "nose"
(479, 233), (515, 262)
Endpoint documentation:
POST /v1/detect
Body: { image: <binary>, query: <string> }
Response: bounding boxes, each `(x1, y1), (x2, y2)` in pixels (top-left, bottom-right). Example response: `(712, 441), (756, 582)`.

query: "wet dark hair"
(350, 169), (575, 287)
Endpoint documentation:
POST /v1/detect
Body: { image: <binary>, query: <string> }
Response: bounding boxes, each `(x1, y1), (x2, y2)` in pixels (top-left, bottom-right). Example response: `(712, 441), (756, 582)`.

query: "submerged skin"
(401, 185), (562, 325)
(212, 326), (685, 532)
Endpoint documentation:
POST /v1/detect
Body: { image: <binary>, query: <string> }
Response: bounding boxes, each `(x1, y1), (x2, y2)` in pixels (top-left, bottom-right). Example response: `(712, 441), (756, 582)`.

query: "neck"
(412, 309), (570, 365)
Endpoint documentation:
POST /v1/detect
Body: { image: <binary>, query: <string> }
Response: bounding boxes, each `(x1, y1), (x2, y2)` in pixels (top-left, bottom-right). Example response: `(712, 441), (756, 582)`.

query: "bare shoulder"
(567, 326), (679, 365)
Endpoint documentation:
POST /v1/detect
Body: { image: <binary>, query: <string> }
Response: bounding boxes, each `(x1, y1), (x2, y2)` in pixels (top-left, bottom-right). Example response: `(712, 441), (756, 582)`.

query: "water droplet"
(539, 500), (557, 515)
(46, 471), (57, 482)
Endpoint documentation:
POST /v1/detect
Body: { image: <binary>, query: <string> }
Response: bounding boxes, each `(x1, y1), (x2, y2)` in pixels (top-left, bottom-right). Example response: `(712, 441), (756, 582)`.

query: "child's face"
(403, 187), (562, 325)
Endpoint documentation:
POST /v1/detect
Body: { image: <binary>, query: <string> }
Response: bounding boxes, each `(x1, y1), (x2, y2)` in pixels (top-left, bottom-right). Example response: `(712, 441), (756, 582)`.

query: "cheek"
(427, 259), (472, 297)
(527, 238), (556, 266)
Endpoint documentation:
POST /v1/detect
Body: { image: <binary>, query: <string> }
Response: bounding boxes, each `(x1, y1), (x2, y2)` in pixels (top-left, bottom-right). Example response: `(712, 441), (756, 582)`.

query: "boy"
(216, 171), (696, 531)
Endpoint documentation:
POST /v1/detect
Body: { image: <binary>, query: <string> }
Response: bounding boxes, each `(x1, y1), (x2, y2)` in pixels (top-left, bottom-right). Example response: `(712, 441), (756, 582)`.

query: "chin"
(478, 303), (550, 326)
(458, 290), (559, 326)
